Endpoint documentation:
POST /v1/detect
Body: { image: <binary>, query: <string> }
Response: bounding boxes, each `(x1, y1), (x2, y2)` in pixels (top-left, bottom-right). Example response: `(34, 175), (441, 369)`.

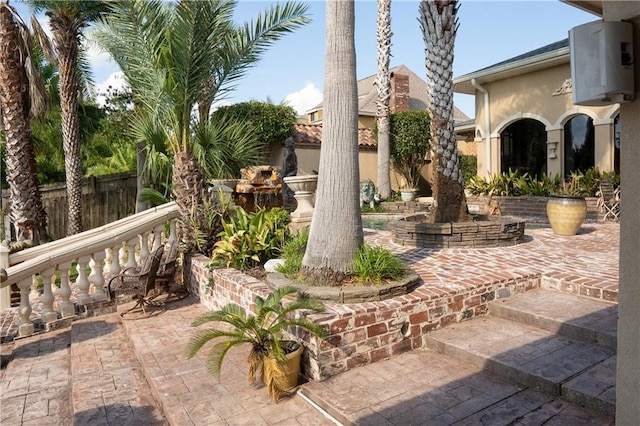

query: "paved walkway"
(0, 223), (620, 425)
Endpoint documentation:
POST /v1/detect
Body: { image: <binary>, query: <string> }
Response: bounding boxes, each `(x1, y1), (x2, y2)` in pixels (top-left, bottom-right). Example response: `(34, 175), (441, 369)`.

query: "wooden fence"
(2, 172), (138, 241)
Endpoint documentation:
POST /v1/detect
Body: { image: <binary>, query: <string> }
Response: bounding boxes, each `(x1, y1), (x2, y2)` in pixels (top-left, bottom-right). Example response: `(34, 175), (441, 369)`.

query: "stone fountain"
(234, 166), (284, 212)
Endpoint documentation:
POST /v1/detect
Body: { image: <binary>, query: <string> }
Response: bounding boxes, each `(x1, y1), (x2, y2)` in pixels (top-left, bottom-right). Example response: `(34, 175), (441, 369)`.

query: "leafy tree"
(419, 0), (470, 223)
(301, 0), (363, 285)
(95, 0), (310, 253)
(0, 1), (48, 242)
(211, 101), (297, 148)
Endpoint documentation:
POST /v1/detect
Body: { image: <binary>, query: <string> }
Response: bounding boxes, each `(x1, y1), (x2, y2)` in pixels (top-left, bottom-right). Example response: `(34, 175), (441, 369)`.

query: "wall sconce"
(547, 141), (559, 159)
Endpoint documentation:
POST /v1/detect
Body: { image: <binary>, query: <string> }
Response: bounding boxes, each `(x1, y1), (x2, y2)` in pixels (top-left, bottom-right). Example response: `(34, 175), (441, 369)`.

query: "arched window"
(564, 114), (594, 176)
(614, 114), (620, 174)
(500, 119), (547, 177)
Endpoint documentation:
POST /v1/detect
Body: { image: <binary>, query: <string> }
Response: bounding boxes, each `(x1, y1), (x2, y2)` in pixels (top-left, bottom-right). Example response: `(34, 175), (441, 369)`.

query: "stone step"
(70, 314), (166, 424)
(488, 288), (618, 351)
(423, 315), (616, 416)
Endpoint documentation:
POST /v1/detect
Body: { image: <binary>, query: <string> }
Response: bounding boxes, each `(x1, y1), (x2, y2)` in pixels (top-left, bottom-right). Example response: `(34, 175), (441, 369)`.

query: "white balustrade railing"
(0, 202), (180, 336)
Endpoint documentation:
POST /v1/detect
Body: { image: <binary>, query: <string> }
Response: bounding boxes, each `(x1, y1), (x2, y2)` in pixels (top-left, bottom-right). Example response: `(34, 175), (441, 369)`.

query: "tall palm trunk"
(172, 149), (208, 253)
(419, 0), (470, 223)
(301, 0), (362, 286)
(50, 16), (83, 235)
(0, 3), (48, 243)
(375, 0), (392, 200)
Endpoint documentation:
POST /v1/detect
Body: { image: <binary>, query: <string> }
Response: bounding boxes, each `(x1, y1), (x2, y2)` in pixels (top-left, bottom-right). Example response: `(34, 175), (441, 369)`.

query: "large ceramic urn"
(546, 195), (587, 236)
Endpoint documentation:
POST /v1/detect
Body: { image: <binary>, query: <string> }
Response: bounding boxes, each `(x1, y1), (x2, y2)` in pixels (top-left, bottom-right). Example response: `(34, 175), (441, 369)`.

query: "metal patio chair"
(597, 178), (620, 221)
(108, 245), (165, 317)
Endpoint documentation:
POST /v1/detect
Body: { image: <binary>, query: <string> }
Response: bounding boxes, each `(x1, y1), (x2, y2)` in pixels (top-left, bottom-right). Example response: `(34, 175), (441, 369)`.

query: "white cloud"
(93, 72), (129, 107)
(284, 83), (322, 116)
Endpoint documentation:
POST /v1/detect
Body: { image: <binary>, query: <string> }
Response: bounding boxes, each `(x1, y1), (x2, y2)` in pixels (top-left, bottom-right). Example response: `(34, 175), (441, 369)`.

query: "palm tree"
(301, 0), (362, 285)
(28, 0), (108, 235)
(95, 0), (310, 253)
(0, 0), (48, 243)
(419, 0), (470, 223)
(187, 286), (325, 401)
(375, 0), (392, 200)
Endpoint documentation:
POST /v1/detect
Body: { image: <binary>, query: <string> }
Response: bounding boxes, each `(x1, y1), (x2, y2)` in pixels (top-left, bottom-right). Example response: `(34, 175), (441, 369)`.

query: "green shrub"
(459, 155), (477, 183)
(349, 245), (408, 285)
(211, 101), (297, 147)
(361, 205), (385, 213)
(373, 110), (431, 189)
(276, 231), (308, 277)
(465, 168), (617, 197)
(211, 207), (290, 270)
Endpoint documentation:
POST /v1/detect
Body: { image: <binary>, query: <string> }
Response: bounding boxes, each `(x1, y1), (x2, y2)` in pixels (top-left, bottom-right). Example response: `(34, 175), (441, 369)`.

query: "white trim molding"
(491, 112), (553, 137)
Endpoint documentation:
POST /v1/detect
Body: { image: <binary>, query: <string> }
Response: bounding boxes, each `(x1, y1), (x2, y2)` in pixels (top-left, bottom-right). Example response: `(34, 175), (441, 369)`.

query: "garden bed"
(389, 214), (526, 249)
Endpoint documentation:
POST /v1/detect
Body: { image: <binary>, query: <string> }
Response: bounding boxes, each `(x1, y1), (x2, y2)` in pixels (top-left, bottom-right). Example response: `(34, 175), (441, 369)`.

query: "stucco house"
(454, 38), (621, 178)
(269, 64), (472, 193)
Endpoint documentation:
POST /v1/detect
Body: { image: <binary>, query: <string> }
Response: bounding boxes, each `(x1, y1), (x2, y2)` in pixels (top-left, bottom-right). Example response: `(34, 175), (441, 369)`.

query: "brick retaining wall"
(184, 254), (541, 381)
(466, 196), (600, 224)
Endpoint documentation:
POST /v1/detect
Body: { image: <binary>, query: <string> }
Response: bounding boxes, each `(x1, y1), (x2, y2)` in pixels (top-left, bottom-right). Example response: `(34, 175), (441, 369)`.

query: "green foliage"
(193, 115), (266, 180)
(187, 286), (325, 400)
(277, 235), (408, 286)
(186, 192), (231, 255)
(349, 245), (408, 285)
(211, 207), (290, 270)
(276, 231), (308, 277)
(361, 205), (385, 213)
(465, 168), (619, 197)
(459, 155), (477, 183)
(211, 101), (297, 148)
(374, 110), (431, 189)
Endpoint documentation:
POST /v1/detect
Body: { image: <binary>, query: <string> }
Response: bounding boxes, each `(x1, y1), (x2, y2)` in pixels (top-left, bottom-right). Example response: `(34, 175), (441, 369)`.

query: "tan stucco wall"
(473, 64), (620, 177)
(269, 145), (432, 195)
(606, 4), (640, 424)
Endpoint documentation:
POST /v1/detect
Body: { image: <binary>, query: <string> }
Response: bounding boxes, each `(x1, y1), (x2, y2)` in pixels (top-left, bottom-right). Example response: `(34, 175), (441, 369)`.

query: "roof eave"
(453, 47), (570, 95)
(560, 0), (603, 17)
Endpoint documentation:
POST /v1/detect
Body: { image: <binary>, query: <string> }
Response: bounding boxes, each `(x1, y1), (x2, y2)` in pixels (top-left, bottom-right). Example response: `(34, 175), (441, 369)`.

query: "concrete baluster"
(30, 275), (40, 300)
(41, 268), (58, 324)
(139, 231), (151, 262)
(125, 238), (138, 268)
(110, 245), (122, 277)
(151, 225), (164, 252)
(75, 257), (92, 305)
(0, 243), (10, 310)
(57, 262), (75, 318)
(168, 220), (177, 244)
(16, 277), (34, 336)
(91, 251), (108, 302)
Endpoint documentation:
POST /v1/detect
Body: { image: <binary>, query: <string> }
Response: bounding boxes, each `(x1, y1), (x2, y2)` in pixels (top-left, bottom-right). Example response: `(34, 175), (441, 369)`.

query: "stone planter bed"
(266, 271), (422, 303)
(184, 253), (540, 381)
(390, 213), (526, 248)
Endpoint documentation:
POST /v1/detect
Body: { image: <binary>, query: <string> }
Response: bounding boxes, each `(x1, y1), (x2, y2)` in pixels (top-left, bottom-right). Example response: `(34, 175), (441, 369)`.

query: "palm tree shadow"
(75, 403), (165, 425)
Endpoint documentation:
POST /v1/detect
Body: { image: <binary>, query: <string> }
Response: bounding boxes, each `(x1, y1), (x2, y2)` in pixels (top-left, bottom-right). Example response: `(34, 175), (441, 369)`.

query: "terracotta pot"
(546, 196), (587, 236)
(263, 341), (304, 392)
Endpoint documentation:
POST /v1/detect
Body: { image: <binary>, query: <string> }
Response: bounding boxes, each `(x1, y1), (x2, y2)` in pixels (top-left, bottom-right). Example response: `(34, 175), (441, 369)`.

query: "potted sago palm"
(186, 286), (325, 401)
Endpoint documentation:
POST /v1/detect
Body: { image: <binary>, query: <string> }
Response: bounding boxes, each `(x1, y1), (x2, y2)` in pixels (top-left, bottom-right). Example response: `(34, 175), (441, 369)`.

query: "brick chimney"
(390, 72), (410, 113)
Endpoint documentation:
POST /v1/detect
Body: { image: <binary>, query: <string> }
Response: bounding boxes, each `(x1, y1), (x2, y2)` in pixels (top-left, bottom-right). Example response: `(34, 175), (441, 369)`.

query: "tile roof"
(292, 123), (376, 150)
(309, 64), (470, 123)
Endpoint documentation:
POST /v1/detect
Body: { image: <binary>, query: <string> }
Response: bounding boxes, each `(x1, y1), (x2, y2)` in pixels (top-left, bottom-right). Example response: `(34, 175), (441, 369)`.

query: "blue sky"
(16, 0), (598, 118)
